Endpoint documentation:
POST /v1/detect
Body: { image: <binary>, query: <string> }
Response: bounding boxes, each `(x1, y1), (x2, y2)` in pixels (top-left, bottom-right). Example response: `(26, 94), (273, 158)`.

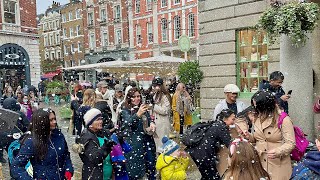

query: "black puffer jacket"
(0, 98), (29, 149)
(77, 129), (111, 180)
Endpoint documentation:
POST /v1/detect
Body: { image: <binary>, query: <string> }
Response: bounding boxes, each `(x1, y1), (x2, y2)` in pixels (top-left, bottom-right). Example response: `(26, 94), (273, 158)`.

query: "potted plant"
(256, 1), (320, 47)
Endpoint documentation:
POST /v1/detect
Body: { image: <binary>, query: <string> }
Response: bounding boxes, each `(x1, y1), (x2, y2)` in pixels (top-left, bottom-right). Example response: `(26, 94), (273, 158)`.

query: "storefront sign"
(0, 61), (26, 65)
(5, 54), (20, 59)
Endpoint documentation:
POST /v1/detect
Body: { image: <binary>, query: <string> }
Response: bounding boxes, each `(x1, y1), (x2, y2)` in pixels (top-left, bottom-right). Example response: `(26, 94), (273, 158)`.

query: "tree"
(177, 60), (203, 89)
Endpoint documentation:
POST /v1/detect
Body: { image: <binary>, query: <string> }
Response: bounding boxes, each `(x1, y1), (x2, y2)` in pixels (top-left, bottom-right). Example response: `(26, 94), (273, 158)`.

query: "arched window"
(173, 16), (181, 40)
(161, 18), (168, 42)
(188, 13), (195, 37)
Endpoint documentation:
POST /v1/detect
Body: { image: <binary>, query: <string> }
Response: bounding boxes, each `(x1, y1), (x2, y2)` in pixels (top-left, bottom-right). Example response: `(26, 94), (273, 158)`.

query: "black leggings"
(180, 115), (184, 134)
(193, 159), (220, 180)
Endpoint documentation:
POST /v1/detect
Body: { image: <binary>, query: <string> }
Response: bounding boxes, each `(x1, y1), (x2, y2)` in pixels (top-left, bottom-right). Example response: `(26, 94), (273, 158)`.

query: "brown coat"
(249, 114), (295, 180)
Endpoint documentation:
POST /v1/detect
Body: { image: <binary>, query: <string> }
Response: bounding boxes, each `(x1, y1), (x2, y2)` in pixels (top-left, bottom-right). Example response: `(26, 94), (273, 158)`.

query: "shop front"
(0, 43), (31, 92)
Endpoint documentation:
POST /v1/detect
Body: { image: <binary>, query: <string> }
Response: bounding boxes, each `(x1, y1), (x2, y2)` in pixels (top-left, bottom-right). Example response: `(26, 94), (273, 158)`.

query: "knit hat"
(83, 108), (102, 127)
(161, 136), (179, 156)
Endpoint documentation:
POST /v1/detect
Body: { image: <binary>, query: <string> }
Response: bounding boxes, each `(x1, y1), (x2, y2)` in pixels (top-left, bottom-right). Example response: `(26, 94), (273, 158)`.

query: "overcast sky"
(36, 0), (69, 14)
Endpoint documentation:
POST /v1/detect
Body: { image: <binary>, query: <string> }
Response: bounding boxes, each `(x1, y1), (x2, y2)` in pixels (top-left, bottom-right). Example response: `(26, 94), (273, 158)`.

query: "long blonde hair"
(82, 89), (96, 107)
(224, 141), (270, 180)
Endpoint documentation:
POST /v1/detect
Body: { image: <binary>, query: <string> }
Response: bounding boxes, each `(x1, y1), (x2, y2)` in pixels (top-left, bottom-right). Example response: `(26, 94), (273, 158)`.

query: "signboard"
(178, 35), (191, 52)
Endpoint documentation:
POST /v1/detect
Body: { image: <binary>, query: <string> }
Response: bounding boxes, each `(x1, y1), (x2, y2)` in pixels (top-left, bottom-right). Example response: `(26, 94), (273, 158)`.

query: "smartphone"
(141, 96), (146, 104)
(287, 90), (293, 95)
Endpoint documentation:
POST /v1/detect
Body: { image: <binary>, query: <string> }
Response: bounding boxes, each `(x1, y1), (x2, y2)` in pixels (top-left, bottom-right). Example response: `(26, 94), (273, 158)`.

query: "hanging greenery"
(256, 1), (320, 47)
(177, 60), (203, 88)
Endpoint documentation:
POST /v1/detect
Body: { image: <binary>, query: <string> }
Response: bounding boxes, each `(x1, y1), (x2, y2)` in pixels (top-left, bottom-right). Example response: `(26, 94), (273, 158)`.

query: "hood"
(3, 98), (21, 111)
(303, 151), (320, 175)
(156, 153), (176, 170)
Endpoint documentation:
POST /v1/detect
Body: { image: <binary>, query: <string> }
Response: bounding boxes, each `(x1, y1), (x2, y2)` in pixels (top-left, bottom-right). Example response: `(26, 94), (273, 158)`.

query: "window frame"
(76, 9), (81, 19)
(136, 25), (142, 44)
(101, 31), (108, 46)
(147, 22), (153, 44)
(161, 0), (167, 8)
(188, 13), (195, 37)
(88, 12), (94, 26)
(173, 16), (181, 40)
(236, 29), (269, 98)
(135, 0), (140, 14)
(115, 29), (122, 45)
(68, 11), (73, 21)
(174, 0), (180, 5)
(100, 8), (107, 22)
(3, 0), (17, 24)
(89, 33), (96, 49)
(146, 0), (152, 11)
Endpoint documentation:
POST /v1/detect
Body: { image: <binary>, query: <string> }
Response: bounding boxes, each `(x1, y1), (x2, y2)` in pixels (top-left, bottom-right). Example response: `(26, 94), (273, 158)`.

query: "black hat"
(152, 77), (163, 86)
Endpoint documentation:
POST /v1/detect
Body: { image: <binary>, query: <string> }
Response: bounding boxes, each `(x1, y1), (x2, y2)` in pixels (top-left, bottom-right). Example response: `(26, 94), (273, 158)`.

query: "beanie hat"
(161, 136), (179, 156)
(83, 108), (102, 127)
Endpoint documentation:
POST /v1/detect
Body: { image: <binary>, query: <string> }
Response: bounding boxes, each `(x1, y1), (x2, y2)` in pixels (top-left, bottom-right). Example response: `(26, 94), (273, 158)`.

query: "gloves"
(103, 139), (116, 154)
(65, 171), (72, 180)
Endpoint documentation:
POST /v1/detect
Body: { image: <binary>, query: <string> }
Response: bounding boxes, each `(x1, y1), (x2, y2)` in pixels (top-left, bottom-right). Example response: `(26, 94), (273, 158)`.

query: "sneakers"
(0, 157), (7, 163)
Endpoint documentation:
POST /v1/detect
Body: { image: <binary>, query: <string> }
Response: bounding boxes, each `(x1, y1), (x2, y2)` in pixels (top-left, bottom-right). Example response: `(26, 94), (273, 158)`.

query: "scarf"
(176, 92), (191, 116)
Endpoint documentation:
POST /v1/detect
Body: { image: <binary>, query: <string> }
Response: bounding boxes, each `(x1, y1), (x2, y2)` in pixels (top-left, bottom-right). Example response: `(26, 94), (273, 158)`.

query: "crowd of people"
(1, 71), (320, 180)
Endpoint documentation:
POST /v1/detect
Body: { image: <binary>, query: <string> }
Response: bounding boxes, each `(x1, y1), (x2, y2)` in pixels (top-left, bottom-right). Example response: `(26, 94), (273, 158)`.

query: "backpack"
(181, 122), (212, 147)
(277, 112), (309, 161)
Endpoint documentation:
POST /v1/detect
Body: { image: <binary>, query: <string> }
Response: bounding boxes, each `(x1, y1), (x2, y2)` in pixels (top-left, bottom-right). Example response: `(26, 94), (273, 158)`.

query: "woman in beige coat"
(241, 91), (295, 180)
(151, 77), (172, 153)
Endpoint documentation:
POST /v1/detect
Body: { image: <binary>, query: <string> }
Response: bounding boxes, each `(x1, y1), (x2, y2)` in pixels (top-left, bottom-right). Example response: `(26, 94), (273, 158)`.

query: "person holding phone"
(259, 71), (290, 113)
(118, 87), (157, 179)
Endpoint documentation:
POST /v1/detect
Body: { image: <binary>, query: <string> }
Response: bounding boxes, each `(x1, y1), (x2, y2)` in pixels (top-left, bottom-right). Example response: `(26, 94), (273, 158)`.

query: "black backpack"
(181, 122), (213, 147)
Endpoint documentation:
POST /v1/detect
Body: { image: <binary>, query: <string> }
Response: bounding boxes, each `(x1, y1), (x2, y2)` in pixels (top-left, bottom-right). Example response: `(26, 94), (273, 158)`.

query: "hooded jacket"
(11, 129), (74, 180)
(291, 151), (320, 179)
(156, 154), (189, 180)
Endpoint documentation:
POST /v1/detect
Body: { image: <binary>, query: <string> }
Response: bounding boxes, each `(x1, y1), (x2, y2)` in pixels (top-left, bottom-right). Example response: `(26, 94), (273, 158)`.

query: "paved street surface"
(1, 102), (201, 180)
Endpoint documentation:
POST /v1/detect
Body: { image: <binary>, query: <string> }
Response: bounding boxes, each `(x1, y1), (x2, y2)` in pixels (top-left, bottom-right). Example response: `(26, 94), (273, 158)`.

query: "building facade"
(0, 0), (40, 92)
(61, 0), (85, 68)
(198, 0), (320, 138)
(39, 1), (64, 73)
(129, 0), (199, 60)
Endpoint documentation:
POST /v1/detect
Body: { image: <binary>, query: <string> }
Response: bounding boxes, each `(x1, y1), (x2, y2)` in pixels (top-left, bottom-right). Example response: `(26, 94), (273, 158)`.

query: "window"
(56, 34), (60, 44)
(161, 0), (167, 7)
(71, 44), (75, 53)
(237, 29), (269, 97)
(49, 34), (53, 45)
(76, 9), (81, 19)
(76, 25), (81, 36)
(147, 23), (153, 43)
(62, 14), (66, 22)
(44, 36), (48, 46)
(63, 28), (67, 38)
(135, 0), (140, 13)
(64, 45), (68, 54)
(56, 20), (59, 28)
(100, 9), (107, 22)
(173, 16), (181, 40)
(69, 27), (73, 37)
(68, 11), (73, 21)
(51, 52), (55, 60)
(115, 29), (122, 45)
(78, 42), (82, 52)
(43, 23), (46, 31)
(136, 25), (141, 44)
(161, 18), (168, 42)
(45, 51), (49, 59)
(89, 33), (95, 49)
(146, 0), (152, 11)
(88, 12), (94, 26)
(57, 51), (61, 59)
(3, 0), (16, 24)
(174, 0), (180, 4)
(114, 5), (121, 21)
(101, 31), (108, 46)
(53, 21), (56, 29)
(188, 13), (195, 37)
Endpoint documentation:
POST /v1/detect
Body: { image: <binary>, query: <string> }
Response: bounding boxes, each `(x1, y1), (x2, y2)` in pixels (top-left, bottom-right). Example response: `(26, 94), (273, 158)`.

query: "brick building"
(61, 0), (84, 68)
(0, 0), (40, 92)
(129, 0), (199, 60)
(39, 1), (64, 73)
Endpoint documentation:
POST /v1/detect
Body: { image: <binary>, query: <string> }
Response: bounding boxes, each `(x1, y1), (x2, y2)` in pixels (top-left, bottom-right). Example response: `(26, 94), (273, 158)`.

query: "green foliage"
(177, 60), (203, 87)
(45, 81), (67, 95)
(256, 2), (320, 47)
(59, 105), (72, 119)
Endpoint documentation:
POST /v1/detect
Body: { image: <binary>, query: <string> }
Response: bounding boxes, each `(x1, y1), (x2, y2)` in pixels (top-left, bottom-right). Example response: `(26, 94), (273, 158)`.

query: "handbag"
(313, 96), (320, 113)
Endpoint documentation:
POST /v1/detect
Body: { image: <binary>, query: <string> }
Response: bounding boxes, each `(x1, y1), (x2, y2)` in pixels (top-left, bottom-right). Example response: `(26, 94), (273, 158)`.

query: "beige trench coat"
(248, 114), (295, 180)
(152, 95), (171, 153)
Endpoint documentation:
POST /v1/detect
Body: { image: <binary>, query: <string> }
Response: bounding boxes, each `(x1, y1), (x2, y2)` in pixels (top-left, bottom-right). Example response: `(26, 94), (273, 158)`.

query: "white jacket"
(212, 99), (246, 121)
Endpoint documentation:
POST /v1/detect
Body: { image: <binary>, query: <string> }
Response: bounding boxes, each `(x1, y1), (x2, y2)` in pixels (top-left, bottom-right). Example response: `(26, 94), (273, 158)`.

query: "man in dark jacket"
(0, 98), (29, 163)
(259, 71), (290, 113)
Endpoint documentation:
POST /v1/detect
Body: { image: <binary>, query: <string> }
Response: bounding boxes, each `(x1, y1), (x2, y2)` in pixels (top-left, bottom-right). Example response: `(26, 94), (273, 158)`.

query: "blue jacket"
(291, 151), (320, 179)
(259, 80), (289, 113)
(11, 129), (74, 180)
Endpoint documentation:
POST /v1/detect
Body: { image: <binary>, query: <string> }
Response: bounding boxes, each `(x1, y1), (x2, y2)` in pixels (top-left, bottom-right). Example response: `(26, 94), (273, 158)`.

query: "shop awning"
(41, 70), (61, 80)
(62, 55), (186, 75)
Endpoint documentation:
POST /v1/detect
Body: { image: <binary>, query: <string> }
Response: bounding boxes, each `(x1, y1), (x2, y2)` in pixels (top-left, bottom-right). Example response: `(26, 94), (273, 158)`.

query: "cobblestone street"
(1, 102), (201, 180)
